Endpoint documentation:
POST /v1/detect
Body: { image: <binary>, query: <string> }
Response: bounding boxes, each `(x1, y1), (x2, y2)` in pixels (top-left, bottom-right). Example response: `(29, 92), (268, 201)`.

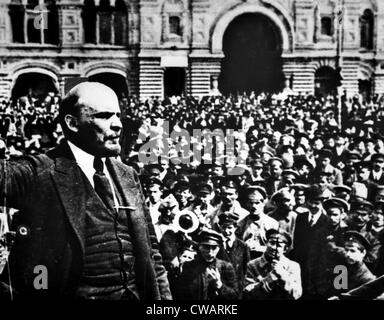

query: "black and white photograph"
(0, 0), (384, 309)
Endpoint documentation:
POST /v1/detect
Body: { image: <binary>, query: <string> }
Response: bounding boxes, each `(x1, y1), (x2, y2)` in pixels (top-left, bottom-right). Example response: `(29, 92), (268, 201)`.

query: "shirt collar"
(68, 141), (94, 166)
(67, 141), (106, 187)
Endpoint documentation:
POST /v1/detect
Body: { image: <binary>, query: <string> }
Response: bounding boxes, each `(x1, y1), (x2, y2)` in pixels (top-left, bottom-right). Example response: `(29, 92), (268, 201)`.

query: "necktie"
(93, 157), (115, 212)
(309, 214), (315, 227)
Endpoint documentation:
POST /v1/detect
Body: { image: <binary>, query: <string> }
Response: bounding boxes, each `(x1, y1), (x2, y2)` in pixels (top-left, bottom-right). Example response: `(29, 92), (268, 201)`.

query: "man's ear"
(64, 114), (79, 133)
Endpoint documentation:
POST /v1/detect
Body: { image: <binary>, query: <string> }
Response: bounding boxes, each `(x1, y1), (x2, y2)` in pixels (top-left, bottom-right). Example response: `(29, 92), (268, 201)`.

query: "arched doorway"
(218, 13), (285, 95)
(12, 72), (58, 99)
(88, 72), (128, 99)
(314, 66), (338, 97)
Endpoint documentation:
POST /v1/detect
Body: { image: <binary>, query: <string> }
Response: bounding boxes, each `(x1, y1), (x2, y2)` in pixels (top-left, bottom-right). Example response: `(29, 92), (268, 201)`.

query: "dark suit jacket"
(0, 141), (171, 300)
(217, 238), (250, 293)
(175, 256), (239, 300)
(291, 210), (331, 296)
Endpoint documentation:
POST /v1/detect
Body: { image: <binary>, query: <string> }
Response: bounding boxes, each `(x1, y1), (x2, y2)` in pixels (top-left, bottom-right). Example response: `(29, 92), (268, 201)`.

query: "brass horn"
(173, 210), (201, 234)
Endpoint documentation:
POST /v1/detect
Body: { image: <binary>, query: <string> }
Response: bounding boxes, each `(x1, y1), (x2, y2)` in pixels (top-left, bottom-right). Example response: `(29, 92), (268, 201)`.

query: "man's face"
(245, 192), (264, 218)
(148, 185), (162, 203)
(75, 90), (122, 157)
(358, 167), (370, 181)
(196, 192), (210, 206)
(176, 189), (192, 206)
(278, 195), (295, 211)
(221, 223), (236, 238)
(179, 250), (196, 264)
(221, 187), (238, 206)
(265, 236), (287, 260)
(345, 243), (365, 265)
(326, 207), (343, 227)
(270, 162), (283, 178)
(373, 159), (384, 171)
(372, 208), (384, 227)
(319, 157), (331, 169)
(351, 210), (370, 228)
(199, 244), (220, 263)
(307, 199), (323, 215)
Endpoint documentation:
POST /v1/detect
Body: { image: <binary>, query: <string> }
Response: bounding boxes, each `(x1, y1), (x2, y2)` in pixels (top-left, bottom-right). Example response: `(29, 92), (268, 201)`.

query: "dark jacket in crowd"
(175, 254), (239, 300)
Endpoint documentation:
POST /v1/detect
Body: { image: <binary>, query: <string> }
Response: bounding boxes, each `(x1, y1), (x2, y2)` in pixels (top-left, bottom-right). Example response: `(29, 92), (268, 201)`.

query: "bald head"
(59, 81), (122, 157)
(59, 82), (118, 125)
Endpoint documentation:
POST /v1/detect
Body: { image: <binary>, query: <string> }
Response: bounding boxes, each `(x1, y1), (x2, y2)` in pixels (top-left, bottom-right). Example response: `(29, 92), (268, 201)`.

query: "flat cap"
(266, 229), (292, 248)
(323, 197), (349, 212)
(197, 229), (224, 246)
(344, 231), (371, 250)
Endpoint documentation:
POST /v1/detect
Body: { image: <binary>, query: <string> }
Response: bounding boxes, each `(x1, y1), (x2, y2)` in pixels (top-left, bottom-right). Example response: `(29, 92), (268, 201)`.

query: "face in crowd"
(307, 198), (323, 215)
(276, 191), (295, 211)
(61, 82), (122, 157)
(265, 234), (288, 261)
(175, 188), (192, 208)
(179, 249), (196, 264)
(344, 242), (366, 265)
(220, 222), (237, 239)
(372, 157), (384, 172)
(148, 184), (162, 204)
(221, 185), (238, 207)
(199, 244), (220, 263)
(350, 209), (371, 229)
(326, 207), (344, 228)
(245, 190), (265, 219)
(270, 161), (283, 179)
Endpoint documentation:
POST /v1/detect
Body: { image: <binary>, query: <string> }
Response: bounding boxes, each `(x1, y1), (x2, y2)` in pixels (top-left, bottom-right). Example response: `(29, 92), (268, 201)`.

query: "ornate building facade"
(0, 0), (382, 100)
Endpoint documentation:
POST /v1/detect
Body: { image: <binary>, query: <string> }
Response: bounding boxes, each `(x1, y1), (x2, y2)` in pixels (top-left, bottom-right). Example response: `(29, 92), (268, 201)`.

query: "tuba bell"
(173, 210), (201, 235)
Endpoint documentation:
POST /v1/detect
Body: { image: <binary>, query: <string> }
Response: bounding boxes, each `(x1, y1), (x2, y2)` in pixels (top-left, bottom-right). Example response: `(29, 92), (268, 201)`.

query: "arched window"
(321, 16), (333, 36)
(10, 0), (58, 44)
(82, 0), (127, 45)
(114, 0), (127, 45)
(360, 9), (374, 50)
(82, 0), (97, 44)
(99, 0), (112, 44)
(9, 3), (25, 43)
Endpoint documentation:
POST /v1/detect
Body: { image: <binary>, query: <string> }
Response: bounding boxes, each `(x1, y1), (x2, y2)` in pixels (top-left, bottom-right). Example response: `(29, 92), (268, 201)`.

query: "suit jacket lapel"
(49, 142), (87, 257)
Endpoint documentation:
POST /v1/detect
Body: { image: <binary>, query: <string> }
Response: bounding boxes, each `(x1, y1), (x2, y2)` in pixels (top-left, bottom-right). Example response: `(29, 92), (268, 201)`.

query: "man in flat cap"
(346, 198), (381, 271)
(216, 213), (250, 295)
(333, 231), (376, 295)
(237, 186), (279, 259)
(291, 183), (309, 214)
(369, 153), (384, 185)
(314, 198), (350, 297)
(265, 157), (284, 196)
(309, 148), (343, 186)
(172, 180), (193, 211)
(145, 177), (164, 225)
(183, 182), (215, 228)
(243, 229), (302, 300)
(175, 229), (239, 300)
(207, 178), (248, 227)
(342, 150), (362, 185)
(269, 188), (297, 240)
(0, 82), (171, 300)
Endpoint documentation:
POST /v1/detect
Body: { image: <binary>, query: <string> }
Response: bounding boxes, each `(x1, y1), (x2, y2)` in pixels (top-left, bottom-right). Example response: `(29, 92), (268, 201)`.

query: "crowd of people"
(2, 89), (384, 300)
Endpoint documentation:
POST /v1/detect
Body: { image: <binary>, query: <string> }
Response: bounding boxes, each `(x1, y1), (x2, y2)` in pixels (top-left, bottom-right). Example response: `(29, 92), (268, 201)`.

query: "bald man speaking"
(0, 82), (171, 300)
